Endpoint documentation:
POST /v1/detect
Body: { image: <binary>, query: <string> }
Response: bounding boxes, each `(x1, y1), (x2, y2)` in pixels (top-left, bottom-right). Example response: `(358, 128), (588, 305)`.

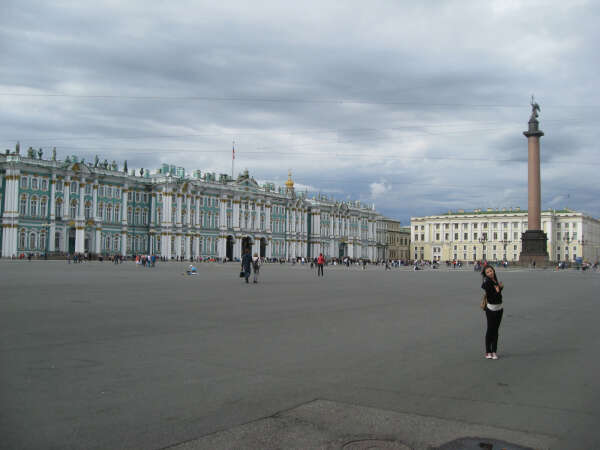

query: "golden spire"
(285, 170), (294, 189)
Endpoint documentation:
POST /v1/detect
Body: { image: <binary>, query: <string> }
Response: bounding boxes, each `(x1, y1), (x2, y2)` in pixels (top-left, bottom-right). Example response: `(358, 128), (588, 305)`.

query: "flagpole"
(231, 141), (235, 180)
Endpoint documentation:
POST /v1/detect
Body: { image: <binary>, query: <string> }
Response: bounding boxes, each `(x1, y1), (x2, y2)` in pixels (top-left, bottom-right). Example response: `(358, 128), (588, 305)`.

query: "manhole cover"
(436, 437), (534, 450)
(342, 439), (411, 450)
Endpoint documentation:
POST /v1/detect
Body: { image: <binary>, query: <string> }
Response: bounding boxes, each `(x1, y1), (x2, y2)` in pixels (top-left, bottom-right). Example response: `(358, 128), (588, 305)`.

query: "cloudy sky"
(1, 0), (599, 224)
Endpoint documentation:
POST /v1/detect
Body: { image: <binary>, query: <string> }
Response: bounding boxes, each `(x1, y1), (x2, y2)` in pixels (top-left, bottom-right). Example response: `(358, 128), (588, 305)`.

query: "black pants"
(485, 308), (503, 353)
(317, 264), (324, 276)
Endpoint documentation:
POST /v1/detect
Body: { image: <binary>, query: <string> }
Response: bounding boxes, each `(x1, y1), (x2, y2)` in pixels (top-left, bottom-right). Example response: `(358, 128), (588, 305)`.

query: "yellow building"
(410, 208), (600, 263)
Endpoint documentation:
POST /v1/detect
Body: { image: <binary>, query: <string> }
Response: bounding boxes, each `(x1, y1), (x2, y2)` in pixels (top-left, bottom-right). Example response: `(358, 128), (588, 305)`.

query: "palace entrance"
(260, 238), (267, 258)
(339, 242), (347, 259)
(226, 235), (234, 261)
(68, 228), (76, 254)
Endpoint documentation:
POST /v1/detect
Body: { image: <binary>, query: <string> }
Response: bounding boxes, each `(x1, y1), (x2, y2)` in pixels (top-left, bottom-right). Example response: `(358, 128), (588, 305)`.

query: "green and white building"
(1, 148), (381, 260)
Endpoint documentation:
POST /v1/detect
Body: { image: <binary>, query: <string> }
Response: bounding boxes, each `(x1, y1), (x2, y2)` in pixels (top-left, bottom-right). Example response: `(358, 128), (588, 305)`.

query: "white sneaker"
(491, 353), (499, 360)
(485, 353), (492, 359)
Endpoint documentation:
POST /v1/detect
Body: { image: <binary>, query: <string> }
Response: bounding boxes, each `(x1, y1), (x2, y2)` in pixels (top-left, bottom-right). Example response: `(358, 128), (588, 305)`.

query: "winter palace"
(410, 208), (600, 264)
(1, 146), (385, 260)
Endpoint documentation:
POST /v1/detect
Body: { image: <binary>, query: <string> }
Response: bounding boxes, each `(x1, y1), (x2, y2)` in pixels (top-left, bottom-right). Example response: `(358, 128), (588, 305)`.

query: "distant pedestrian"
(317, 253), (325, 277)
(252, 253), (260, 283)
(241, 248), (252, 284)
(481, 265), (504, 360)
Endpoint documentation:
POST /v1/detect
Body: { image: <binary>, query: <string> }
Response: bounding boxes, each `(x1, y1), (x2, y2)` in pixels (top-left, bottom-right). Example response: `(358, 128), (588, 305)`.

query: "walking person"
(317, 253), (325, 277)
(481, 265), (504, 360)
(241, 248), (252, 284)
(252, 253), (260, 283)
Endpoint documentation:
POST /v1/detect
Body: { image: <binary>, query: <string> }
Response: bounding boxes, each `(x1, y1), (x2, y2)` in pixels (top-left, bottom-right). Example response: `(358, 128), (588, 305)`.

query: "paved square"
(0, 261), (598, 449)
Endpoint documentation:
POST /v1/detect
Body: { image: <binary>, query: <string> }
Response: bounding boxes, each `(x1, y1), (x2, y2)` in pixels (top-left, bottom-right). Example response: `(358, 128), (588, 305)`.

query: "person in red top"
(317, 253), (325, 277)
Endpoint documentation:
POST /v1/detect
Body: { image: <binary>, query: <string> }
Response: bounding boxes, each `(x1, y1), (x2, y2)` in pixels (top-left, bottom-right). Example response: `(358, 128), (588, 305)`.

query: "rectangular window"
(445, 233), (449, 240)
(454, 233), (458, 240)
(474, 232), (478, 240)
(464, 233), (468, 240)
(436, 233), (440, 241)
(21, 177), (28, 188)
(41, 179), (48, 191)
(493, 232), (498, 240)
(85, 184), (91, 194)
(128, 192), (133, 201)
(32, 178), (38, 190)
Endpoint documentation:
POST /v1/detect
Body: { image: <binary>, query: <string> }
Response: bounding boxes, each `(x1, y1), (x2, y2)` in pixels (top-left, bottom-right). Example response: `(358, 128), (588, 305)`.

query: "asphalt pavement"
(0, 260), (598, 449)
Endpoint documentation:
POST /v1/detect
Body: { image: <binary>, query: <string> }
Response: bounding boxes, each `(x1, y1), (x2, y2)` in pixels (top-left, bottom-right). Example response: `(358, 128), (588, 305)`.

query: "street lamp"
(500, 238), (510, 261)
(478, 234), (488, 262)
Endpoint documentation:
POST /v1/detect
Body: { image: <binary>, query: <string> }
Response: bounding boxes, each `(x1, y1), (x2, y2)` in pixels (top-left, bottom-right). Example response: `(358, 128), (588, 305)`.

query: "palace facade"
(1, 150), (385, 260)
(410, 208), (600, 263)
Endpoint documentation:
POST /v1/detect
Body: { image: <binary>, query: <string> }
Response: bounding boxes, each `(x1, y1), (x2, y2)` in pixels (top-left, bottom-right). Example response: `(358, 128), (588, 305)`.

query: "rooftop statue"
(94, 155), (99, 167)
(111, 160), (117, 171)
(15, 141), (20, 155)
(27, 147), (35, 158)
(102, 159), (108, 169)
(529, 95), (540, 121)
(52, 147), (57, 161)
(123, 160), (128, 173)
(38, 148), (43, 159)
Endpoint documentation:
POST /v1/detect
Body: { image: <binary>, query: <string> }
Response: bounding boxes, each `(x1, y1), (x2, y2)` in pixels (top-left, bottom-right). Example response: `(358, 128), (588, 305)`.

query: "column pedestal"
(519, 230), (549, 265)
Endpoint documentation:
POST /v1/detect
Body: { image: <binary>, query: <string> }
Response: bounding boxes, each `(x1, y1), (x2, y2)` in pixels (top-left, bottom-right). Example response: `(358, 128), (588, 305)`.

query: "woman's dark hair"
(481, 264), (498, 283)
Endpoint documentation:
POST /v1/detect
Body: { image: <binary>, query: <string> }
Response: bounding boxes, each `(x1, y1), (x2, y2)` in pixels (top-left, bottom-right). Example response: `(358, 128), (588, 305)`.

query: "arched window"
(55, 199), (62, 219)
(40, 197), (48, 218)
(127, 207), (133, 223)
(134, 208), (140, 225)
(70, 200), (77, 218)
(20, 195), (27, 216)
(30, 197), (38, 217)
(106, 204), (113, 223)
(40, 231), (46, 250)
(29, 232), (37, 250)
(97, 202), (103, 219)
(113, 235), (120, 251)
(19, 229), (26, 249)
(84, 202), (91, 219)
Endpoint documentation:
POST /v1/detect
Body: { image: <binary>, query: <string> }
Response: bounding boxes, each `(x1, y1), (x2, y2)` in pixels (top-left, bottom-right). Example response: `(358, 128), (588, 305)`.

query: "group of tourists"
(135, 254), (157, 267)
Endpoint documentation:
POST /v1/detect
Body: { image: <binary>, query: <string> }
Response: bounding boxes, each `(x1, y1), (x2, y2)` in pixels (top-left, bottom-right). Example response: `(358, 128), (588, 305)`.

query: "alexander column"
(519, 97), (549, 265)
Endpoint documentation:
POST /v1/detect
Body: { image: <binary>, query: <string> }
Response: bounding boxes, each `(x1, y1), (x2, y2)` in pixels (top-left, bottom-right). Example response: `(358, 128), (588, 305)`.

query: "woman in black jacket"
(481, 265), (504, 360)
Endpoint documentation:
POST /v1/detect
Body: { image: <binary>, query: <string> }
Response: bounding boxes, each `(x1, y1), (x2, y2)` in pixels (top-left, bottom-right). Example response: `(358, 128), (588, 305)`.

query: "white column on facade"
(234, 236), (242, 259)
(219, 197), (227, 229)
(48, 176), (57, 252)
(74, 180), (86, 253)
(233, 199), (241, 230)
(265, 203), (271, 233)
(120, 185), (128, 256)
(194, 233), (201, 258)
(185, 234), (191, 259)
(150, 193), (156, 227)
(195, 196), (201, 230)
(95, 227), (102, 254)
(63, 178), (70, 219)
(186, 196), (191, 226)
(176, 194), (182, 226)
(92, 181), (98, 221)
(1, 171), (19, 257)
